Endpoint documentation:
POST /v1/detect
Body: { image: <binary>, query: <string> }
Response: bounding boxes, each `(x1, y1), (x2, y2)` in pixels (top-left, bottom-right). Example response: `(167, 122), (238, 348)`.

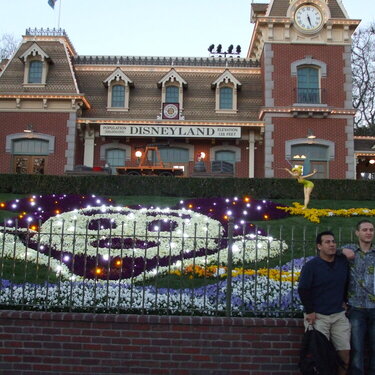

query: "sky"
(0, 0), (374, 58)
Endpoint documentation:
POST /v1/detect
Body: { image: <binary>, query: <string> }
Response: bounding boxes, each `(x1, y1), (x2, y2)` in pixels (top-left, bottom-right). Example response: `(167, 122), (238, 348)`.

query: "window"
(291, 144), (329, 178)
(297, 67), (320, 104)
(20, 43), (50, 86)
(111, 85), (125, 107)
(158, 69), (187, 117)
(212, 70), (241, 113)
(106, 149), (126, 174)
(13, 139), (49, 155)
(28, 61), (43, 83)
(166, 86), (179, 103)
(291, 57), (327, 105)
(159, 147), (189, 163)
(103, 68), (133, 111)
(219, 87), (233, 109)
(213, 150), (235, 173)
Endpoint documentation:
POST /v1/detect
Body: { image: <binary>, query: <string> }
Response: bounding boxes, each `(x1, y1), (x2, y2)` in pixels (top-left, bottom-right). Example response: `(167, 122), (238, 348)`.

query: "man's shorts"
(303, 311), (351, 351)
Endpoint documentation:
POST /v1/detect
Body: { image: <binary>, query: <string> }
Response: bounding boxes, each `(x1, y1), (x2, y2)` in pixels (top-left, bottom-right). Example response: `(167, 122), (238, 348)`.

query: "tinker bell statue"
(284, 165), (317, 209)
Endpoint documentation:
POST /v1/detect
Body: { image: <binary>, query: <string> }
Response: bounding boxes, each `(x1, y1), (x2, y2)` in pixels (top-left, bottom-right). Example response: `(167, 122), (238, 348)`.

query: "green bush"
(0, 173), (374, 200)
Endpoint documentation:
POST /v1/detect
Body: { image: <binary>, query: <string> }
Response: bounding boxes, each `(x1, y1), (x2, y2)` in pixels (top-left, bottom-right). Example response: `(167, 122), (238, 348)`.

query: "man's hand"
(305, 312), (317, 325)
(342, 248), (355, 260)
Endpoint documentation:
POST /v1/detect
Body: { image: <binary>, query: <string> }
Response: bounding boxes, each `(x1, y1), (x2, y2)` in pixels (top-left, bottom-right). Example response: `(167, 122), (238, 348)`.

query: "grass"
(1, 194), (375, 286)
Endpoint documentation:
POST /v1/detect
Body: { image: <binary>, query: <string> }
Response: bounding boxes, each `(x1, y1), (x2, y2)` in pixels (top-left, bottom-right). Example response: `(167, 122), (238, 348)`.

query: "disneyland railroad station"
(0, 0), (374, 179)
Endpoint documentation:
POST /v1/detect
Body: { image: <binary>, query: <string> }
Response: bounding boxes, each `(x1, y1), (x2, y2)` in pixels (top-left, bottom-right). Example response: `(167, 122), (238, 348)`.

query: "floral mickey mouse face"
(34, 206), (225, 280)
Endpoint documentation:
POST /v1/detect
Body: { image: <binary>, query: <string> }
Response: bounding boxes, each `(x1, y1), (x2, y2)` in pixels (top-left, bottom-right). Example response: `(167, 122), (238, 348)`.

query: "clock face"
(163, 103), (179, 119)
(294, 5), (323, 32)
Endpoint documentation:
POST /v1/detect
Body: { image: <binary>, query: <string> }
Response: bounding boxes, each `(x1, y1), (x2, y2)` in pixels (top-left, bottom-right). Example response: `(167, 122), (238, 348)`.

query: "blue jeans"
(348, 307), (375, 375)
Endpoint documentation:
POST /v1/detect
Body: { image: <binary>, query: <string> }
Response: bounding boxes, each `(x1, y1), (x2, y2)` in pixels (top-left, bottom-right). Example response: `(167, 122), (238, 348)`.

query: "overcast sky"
(1, 0), (374, 57)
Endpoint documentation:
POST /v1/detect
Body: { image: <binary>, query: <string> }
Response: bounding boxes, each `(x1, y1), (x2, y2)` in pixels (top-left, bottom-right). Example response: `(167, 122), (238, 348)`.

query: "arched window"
(297, 67), (320, 104)
(106, 148), (126, 174)
(213, 150), (235, 173)
(291, 144), (329, 178)
(13, 139), (49, 155)
(166, 86), (179, 103)
(111, 85), (125, 107)
(219, 87), (234, 109)
(28, 61), (43, 84)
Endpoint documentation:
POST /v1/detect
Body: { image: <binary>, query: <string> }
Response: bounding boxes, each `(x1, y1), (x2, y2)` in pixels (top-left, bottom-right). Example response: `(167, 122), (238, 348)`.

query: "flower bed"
(0, 194), (309, 316)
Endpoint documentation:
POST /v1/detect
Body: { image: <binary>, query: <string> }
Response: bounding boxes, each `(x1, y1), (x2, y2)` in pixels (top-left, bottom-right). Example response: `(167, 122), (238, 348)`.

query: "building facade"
(0, 0), (369, 179)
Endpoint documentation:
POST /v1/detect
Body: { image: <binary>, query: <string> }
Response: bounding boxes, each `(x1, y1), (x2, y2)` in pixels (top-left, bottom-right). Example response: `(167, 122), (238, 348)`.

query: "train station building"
(0, 0), (373, 179)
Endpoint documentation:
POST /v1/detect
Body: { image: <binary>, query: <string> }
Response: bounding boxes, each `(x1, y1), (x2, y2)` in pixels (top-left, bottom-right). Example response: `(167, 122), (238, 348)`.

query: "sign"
(100, 124), (241, 138)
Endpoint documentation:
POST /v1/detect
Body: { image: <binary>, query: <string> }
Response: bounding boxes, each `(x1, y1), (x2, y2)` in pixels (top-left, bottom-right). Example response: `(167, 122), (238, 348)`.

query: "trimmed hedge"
(0, 173), (374, 200)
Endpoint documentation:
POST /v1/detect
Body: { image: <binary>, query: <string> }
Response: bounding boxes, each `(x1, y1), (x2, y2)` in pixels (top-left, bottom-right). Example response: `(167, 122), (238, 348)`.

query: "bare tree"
(352, 24), (375, 135)
(0, 33), (20, 60)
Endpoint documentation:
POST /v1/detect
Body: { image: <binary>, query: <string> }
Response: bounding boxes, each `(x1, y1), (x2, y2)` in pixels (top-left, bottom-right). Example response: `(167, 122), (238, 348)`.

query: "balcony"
(294, 87), (326, 105)
(291, 88), (329, 118)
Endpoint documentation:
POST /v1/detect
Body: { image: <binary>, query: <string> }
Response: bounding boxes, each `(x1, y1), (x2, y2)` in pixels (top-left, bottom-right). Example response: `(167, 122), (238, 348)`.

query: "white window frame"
(103, 68), (133, 111)
(20, 43), (50, 87)
(158, 69), (187, 110)
(212, 70), (241, 113)
(291, 57), (327, 106)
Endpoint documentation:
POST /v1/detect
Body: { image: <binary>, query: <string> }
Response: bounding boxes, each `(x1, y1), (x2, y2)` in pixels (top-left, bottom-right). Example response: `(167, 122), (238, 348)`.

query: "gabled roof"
(212, 70), (242, 88)
(157, 68), (187, 88)
(103, 67), (133, 87)
(19, 42), (50, 62)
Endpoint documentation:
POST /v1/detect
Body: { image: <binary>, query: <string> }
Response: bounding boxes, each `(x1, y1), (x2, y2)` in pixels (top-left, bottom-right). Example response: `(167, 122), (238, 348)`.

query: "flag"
(48, 0), (57, 9)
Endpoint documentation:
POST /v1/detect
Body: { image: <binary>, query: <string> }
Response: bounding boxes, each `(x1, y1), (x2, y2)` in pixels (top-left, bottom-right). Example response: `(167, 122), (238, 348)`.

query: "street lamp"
(135, 150), (142, 165)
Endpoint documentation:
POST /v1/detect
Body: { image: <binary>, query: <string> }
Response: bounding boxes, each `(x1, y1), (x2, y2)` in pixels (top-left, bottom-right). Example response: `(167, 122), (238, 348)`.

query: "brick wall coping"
(0, 309), (303, 327)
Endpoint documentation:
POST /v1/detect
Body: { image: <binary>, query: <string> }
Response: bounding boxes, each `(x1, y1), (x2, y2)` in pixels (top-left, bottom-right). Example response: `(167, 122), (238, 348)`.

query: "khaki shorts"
(303, 311), (351, 351)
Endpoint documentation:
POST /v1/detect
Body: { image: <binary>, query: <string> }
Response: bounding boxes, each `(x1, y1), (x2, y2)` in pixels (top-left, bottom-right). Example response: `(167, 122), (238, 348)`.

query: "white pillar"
(248, 131), (255, 178)
(83, 127), (95, 167)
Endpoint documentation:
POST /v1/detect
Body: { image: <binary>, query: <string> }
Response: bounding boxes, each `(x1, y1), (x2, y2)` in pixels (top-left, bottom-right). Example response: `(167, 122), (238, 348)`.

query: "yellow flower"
(277, 203), (375, 223)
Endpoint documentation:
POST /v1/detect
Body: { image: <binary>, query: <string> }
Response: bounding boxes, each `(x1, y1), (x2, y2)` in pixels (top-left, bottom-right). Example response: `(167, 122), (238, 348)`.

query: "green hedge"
(0, 173), (374, 200)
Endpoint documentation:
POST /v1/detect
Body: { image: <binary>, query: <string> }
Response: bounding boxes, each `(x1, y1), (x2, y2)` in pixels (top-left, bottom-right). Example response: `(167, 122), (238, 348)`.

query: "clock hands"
(307, 14), (312, 27)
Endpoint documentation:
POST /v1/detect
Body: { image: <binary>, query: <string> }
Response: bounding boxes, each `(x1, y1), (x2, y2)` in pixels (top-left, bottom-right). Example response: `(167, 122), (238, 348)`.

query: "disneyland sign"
(100, 124), (241, 138)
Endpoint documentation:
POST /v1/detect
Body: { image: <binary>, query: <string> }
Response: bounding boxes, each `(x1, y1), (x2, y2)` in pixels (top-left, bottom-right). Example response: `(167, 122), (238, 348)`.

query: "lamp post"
(194, 152), (207, 172)
(135, 150), (142, 165)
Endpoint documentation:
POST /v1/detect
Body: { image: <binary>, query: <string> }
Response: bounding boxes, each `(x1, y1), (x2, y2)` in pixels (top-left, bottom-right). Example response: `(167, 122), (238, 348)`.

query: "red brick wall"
(272, 117), (348, 179)
(271, 44), (346, 108)
(0, 112), (70, 175)
(0, 311), (304, 375)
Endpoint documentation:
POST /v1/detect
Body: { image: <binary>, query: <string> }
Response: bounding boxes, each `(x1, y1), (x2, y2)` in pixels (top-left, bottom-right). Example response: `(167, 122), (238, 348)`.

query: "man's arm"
(337, 243), (356, 260)
(298, 287), (317, 324)
(298, 262), (316, 323)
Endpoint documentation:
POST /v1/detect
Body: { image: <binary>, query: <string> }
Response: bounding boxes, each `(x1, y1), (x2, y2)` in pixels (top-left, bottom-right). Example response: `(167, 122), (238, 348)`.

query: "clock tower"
(248, 0), (360, 179)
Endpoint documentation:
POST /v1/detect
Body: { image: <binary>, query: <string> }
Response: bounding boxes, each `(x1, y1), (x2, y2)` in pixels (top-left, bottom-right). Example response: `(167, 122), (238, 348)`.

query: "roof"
(354, 137), (375, 153)
(0, 40), (79, 94)
(267, 0), (346, 18)
(75, 68), (263, 122)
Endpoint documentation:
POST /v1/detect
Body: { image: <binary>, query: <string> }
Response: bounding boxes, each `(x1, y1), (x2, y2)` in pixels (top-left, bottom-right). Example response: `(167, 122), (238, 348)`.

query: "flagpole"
(58, 0), (62, 29)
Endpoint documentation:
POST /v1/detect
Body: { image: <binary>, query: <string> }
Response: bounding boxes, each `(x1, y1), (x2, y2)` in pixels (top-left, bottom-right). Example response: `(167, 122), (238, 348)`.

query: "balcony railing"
(294, 87), (326, 105)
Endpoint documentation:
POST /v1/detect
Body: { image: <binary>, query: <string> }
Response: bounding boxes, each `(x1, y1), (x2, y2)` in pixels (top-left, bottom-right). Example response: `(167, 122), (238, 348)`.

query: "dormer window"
(111, 84), (125, 107)
(158, 69), (187, 119)
(103, 68), (133, 111)
(28, 60), (43, 83)
(166, 85), (179, 103)
(212, 70), (241, 113)
(20, 43), (51, 87)
(219, 87), (234, 109)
